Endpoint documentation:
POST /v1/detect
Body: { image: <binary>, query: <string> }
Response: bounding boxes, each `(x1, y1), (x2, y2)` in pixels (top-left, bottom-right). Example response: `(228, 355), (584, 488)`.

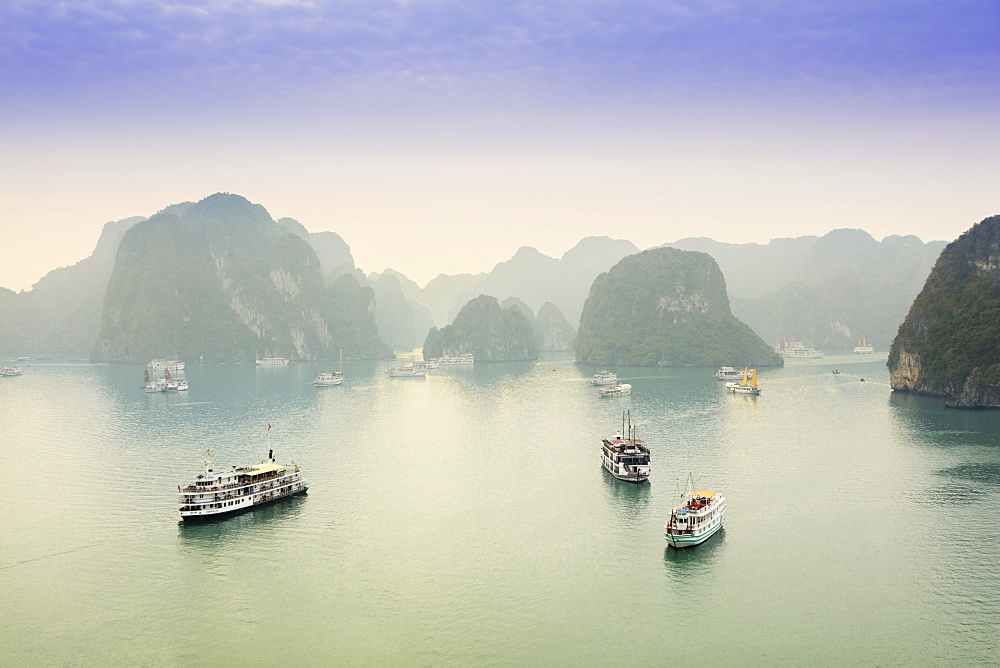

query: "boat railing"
(179, 472), (299, 494)
(179, 480), (305, 510)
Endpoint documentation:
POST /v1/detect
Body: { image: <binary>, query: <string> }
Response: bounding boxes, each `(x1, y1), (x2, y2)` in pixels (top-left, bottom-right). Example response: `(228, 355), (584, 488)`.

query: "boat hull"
(665, 519), (723, 548)
(601, 461), (649, 483)
(180, 486), (308, 522)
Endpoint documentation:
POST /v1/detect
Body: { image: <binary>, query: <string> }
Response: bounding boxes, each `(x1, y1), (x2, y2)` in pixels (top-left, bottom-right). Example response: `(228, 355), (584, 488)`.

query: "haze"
(2, 0), (998, 292)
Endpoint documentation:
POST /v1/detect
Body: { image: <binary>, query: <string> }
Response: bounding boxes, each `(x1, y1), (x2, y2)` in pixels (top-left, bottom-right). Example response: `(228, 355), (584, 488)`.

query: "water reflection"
(662, 529), (727, 569)
(468, 361), (535, 387)
(601, 468), (651, 518)
(889, 391), (1000, 448)
(917, 485), (990, 507)
(938, 462), (1000, 485)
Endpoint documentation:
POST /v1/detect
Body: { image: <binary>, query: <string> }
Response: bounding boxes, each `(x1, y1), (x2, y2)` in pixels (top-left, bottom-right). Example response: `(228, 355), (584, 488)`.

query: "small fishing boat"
(664, 480), (726, 548)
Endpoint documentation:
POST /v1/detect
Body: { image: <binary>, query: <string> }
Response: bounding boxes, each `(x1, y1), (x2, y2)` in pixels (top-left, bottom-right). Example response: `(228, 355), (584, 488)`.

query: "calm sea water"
(1, 354), (998, 665)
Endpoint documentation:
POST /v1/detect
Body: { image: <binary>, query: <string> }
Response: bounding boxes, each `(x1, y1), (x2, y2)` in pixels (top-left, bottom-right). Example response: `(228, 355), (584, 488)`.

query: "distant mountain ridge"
(666, 230), (946, 349)
(0, 215), (144, 355)
(449, 236), (640, 327)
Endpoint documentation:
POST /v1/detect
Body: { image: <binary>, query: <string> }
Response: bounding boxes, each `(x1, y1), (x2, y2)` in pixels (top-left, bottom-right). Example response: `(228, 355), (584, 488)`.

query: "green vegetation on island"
(888, 215), (1000, 407)
(574, 247), (782, 367)
(423, 294), (538, 361)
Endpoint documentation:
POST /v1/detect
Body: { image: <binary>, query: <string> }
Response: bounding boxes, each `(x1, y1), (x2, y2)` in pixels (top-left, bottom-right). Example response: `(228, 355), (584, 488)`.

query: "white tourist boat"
(591, 370), (618, 385)
(388, 364), (426, 378)
(600, 411), (650, 483)
(725, 367), (761, 395)
(853, 337), (875, 354)
(256, 355), (290, 365)
(599, 383), (633, 397)
(775, 339), (825, 359)
(437, 354), (475, 365)
(2, 366), (24, 376)
(664, 487), (727, 548)
(314, 371), (345, 386)
(712, 365), (745, 380)
(178, 448), (307, 521)
(149, 358), (185, 370)
(412, 359), (439, 370)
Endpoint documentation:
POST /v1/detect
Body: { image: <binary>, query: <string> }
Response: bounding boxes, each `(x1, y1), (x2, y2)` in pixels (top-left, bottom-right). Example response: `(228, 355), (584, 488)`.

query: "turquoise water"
(1, 355), (998, 665)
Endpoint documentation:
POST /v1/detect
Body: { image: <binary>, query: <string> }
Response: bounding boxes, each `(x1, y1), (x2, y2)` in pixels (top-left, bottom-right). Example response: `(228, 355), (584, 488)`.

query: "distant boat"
(832, 368), (841, 375)
(599, 383), (633, 397)
(712, 365), (745, 380)
(725, 367), (761, 395)
(600, 411), (650, 482)
(775, 339), (825, 359)
(853, 337), (875, 354)
(256, 355), (289, 365)
(2, 366), (24, 377)
(437, 354), (474, 365)
(664, 479), (727, 548)
(591, 370), (618, 386)
(388, 365), (426, 378)
(314, 371), (345, 386)
(412, 359), (439, 370)
(149, 358), (185, 370)
(143, 368), (187, 392)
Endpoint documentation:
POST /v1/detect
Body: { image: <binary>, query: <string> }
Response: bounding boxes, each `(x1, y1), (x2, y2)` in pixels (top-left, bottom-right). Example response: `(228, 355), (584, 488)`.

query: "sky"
(1, 0), (998, 291)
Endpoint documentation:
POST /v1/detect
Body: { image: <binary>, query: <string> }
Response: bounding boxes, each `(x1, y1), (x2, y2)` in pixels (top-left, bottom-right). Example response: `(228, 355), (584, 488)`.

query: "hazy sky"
(2, 0), (998, 291)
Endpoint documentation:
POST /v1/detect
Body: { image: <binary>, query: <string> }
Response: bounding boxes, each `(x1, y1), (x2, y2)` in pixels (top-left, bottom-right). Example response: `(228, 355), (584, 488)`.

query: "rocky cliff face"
(535, 301), (575, 351)
(575, 247), (782, 367)
(423, 294), (537, 362)
(93, 193), (389, 362)
(366, 271), (434, 352)
(888, 215), (1000, 408)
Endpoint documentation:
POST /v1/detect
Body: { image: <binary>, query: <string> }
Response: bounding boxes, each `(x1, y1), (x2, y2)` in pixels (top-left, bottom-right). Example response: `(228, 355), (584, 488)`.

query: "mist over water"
(1, 355), (998, 664)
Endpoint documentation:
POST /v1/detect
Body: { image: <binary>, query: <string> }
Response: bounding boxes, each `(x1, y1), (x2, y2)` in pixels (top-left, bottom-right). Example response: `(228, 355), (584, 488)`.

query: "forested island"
(423, 295), (537, 361)
(888, 215), (1000, 408)
(574, 247), (782, 367)
(93, 193), (389, 362)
